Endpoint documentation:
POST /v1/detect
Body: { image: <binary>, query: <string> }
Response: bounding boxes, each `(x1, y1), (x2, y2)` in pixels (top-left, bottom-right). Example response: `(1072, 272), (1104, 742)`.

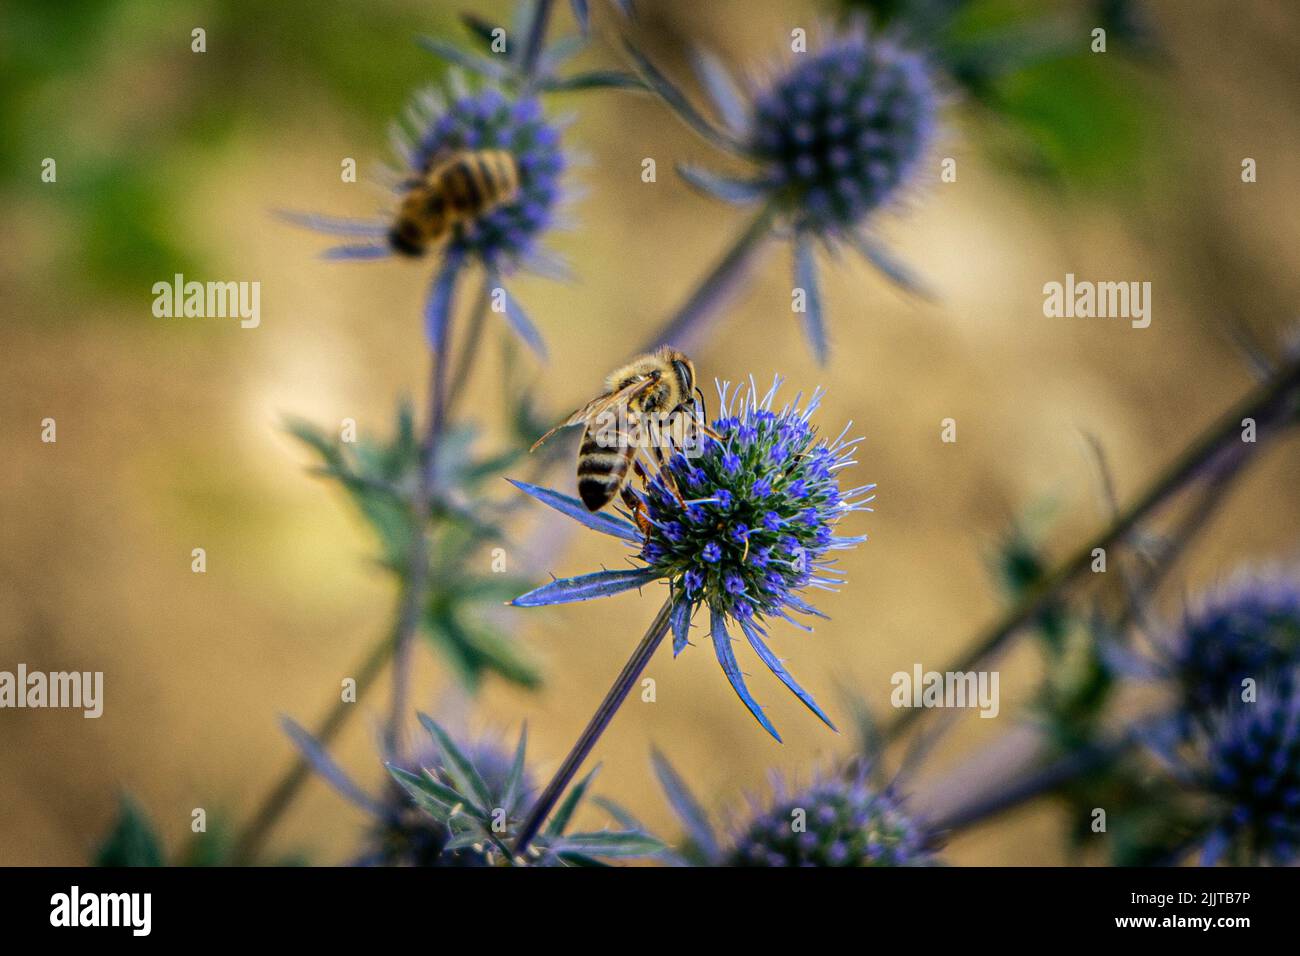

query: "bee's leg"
(620, 482), (652, 540)
(697, 421), (724, 442)
(650, 443), (686, 507)
(629, 454), (659, 503)
(622, 458), (655, 541)
(670, 404), (720, 460)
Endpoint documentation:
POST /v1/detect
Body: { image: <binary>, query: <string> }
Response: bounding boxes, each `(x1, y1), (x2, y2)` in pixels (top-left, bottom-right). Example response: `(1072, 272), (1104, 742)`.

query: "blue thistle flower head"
(651, 751), (936, 867)
(727, 772), (937, 868)
(625, 24), (940, 362)
(279, 75), (572, 357)
(639, 380), (869, 626)
(1189, 674), (1300, 866)
(749, 32), (937, 236)
(1169, 572), (1300, 718)
(511, 377), (874, 741)
(400, 86), (565, 272)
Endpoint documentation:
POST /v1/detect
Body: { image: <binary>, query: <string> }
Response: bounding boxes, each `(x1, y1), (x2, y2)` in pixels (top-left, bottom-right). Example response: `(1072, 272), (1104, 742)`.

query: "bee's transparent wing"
(529, 378), (656, 453)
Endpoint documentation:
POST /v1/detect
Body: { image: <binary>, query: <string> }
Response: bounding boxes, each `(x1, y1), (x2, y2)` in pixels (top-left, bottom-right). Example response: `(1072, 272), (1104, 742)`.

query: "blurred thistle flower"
(510, 377), (874, 741)
(1174, 674), (1300, 866)
(1168, 571), (1300, 719)
(653, 751), (938, 867)
(627, 22), (940, 362)
(286, 716), (661, 866)
(1115, 569), (1300, 727)
(280, 77), (571, 357)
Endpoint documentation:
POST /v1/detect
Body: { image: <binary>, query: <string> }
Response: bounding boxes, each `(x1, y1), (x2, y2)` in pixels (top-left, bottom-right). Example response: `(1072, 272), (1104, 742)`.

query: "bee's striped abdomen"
(433, 150), (520, 217)
(440, 158), (481, 214)
(576, 425), (634, 512)
(390, 150), (520, 255)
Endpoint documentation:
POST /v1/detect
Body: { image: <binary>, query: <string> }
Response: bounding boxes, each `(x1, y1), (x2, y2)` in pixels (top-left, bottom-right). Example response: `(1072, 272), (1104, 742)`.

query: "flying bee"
(388, 148), (520, 256)
(531, 348), (717, 531)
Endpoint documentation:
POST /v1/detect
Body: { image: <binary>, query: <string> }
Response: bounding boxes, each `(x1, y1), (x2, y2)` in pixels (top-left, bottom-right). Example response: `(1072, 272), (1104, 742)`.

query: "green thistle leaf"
(417, 715), (495, 814)
(546, 766), (599, 836)
(95, 795), (164, 867)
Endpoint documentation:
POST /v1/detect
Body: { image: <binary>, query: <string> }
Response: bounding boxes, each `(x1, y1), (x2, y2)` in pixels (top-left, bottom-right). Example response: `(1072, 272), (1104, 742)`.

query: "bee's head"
(388, 223), (425, 257)
(663, 349), (696, 405)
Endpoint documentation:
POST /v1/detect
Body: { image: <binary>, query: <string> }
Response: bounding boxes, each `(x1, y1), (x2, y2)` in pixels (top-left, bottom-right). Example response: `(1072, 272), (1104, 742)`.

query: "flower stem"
(513, 598), (673, 858)
(927, 731), (1137, 834)
(642, 203), (776, 354)
(521, 0), (555, 79)
(911, 459), (1249, 835)
(231, 635), (392, 864)
(386, 282), (461, 757)
(444, 278), (491, 420)
(882, 353), (1300, 743)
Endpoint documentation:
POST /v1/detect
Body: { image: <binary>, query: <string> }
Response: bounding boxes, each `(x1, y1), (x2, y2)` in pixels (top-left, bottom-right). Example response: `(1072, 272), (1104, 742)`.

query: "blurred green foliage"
(842, 0), (1164, 191)
(95, 793), (307, 865)
(94, 794), (165, 866)
(991, 517), (1112, 749)
(286, 396), (544, 691)
(1, 0), (458, 306)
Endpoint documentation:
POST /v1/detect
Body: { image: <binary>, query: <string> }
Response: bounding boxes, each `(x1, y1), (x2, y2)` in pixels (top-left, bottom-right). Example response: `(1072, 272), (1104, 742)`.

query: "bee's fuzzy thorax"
(604, 356), (658, 394)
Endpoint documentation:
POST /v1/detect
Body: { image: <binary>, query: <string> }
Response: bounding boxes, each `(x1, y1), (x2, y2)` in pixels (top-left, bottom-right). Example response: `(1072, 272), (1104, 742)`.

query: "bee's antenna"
(694, 386), (709, 420)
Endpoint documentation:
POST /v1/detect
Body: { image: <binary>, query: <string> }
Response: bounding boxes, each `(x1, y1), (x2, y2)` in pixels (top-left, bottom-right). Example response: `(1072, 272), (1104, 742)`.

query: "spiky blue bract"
(727, 772), (936, 867)
(511, 567), (661, 606)
(748, 30), (938, 238)
(1190, 673), (1300, 866)
(1170, 572), (1300, 719)
(651, 749), (720, 862)
(507, 478), (643, 543)
(511, 377), (872, 740)
(632, 25), (940, 359)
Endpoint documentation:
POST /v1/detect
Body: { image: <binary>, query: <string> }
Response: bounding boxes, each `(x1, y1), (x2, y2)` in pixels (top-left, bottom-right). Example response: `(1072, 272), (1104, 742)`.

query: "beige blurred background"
(2, 0), (1299, 865)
